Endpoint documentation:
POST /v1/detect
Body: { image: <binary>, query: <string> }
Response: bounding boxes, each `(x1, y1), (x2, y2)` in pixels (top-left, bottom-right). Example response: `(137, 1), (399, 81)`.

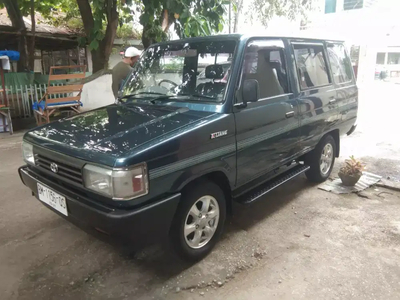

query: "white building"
(228, 0), (400, 85)
(302, 0), (400, 84)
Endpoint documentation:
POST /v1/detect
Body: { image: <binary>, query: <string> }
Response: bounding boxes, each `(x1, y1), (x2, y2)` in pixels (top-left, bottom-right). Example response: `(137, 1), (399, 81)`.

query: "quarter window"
(327, 43), (353, 83)
(388, 53), (400, 65)
(293, 44), (331, 89)
(241, 39), (289, 100)
(376, 52), (385, 65)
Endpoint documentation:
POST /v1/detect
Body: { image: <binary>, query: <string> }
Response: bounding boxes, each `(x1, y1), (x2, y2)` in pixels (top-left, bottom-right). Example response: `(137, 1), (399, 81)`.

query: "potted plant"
(338, 156), (365, 186)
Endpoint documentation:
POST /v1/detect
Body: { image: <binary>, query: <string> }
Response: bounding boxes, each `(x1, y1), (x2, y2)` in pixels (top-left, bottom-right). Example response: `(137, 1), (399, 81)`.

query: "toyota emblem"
(50, 162), (59, 173)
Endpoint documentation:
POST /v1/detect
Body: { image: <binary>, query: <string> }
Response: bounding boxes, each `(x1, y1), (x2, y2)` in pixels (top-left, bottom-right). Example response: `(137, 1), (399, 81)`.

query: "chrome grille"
(35, 154), (83, 184)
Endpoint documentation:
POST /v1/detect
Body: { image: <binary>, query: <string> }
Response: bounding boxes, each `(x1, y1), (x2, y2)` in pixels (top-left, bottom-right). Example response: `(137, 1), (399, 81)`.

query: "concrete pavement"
(1, 82), (400, 300)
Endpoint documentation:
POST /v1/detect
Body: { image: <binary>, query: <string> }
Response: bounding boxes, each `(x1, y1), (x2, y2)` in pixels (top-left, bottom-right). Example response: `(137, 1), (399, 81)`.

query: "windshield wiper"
(178, 93), (217, 100)
(118, 92), (218, 105)
(152, 93), (217, 101)
(118, 91), (168, 101)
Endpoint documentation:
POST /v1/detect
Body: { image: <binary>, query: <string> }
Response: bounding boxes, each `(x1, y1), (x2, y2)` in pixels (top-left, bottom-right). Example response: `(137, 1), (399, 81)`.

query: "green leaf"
(203, 20), (212, 35)
(140, 13), (150, 25)
(232, 3), (237, 13)
(78, 37), (87, 47)
(218, 22), (223, 32)
(96, 31), (105, 40)
(181, 8), (190, 19)
(89, 39), (100, 51)
(184, 23), (191, 37)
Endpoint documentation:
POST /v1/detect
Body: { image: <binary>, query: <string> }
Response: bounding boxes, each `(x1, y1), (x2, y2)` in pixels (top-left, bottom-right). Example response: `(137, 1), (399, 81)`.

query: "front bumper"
(18, 166), (180, 247)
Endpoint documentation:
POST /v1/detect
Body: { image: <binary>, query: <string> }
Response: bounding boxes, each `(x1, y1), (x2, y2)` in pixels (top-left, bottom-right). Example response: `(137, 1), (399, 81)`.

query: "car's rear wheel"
(170, 180), (226, 261)
(305, 134), (336, 183)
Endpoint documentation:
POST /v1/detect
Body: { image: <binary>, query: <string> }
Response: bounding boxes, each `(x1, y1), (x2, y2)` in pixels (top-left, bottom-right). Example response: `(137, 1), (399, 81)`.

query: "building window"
(325, 0), (337, 13)
(343, 0), (363, 10)
(387, 53), (400, 65)
(376, 53), (385, 65)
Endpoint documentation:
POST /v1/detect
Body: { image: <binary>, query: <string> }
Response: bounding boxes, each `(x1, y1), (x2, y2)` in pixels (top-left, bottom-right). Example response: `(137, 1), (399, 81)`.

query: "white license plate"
(37, 183), (68, 216)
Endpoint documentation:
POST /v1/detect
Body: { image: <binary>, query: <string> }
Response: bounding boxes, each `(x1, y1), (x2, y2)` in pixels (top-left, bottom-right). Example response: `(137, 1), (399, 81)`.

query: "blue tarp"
(33, 100), (83, 111)
(0, 50), (20, 61)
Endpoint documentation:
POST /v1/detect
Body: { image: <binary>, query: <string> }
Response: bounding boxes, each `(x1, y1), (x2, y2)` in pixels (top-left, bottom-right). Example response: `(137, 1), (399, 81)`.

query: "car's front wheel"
(170, 180), (226, 261)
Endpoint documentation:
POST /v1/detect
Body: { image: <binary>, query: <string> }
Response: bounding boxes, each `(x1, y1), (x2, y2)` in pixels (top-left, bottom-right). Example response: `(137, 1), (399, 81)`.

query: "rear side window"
(327, 43), (353, 83)
(293, 43), (331, 90)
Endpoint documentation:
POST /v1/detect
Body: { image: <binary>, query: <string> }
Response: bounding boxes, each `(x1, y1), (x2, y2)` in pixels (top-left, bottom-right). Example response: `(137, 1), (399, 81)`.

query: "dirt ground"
(1, 82), (400, 300)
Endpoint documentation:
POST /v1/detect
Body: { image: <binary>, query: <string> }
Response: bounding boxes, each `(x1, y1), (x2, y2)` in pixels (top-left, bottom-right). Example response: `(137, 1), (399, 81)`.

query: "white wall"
(109, 52), (122, 69)
(80, 74), (115, 112)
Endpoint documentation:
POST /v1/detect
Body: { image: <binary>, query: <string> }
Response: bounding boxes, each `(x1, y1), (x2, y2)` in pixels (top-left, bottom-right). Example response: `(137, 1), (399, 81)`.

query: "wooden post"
(51, 50), (54, 67)
(68, 49), (71, 68)
(0, 63), (6, 132)
(77, 46), (82, 65)
(84, 47), (89, 72)
(0, 64), (8, 106)
(41, 50), (44, 74)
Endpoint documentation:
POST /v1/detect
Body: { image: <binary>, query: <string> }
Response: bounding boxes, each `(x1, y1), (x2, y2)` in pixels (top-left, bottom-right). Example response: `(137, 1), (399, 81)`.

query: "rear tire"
(170, 180), (226, 261)
(305, 135), (336, 183)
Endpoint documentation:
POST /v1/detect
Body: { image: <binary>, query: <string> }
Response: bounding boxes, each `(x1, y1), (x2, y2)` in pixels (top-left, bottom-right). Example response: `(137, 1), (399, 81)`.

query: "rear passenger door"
(291, 41), (338, 153)
(234, 39), (300, 186)
(326, 43), (358, 128)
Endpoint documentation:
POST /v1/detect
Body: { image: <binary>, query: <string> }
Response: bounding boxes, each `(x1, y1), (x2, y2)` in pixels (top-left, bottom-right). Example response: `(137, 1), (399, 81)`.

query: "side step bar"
(236, 164), (310, 205)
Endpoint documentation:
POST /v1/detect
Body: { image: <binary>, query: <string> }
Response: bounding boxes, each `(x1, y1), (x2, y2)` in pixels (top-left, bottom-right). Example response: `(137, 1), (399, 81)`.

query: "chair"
(0, 105), (13, 134)
(33, 65), (86, 125)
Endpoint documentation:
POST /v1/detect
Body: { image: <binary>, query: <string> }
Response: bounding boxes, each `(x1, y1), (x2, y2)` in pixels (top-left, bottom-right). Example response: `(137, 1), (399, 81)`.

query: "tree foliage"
(135, 0), (226, 48)
(249, 0), (312, 27)
(75, 0), (139, 72)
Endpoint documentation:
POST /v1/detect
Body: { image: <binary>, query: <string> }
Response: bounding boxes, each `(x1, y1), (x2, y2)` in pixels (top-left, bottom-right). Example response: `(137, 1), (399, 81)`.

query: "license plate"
(37, 183), (68, 216)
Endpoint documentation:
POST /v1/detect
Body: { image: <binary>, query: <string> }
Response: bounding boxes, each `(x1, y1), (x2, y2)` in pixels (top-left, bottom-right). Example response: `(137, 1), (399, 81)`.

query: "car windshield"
(120, 40), (237, 104)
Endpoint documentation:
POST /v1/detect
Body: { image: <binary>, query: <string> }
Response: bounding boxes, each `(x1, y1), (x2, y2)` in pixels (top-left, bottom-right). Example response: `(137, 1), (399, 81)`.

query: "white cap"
(124, 47), (141, 58)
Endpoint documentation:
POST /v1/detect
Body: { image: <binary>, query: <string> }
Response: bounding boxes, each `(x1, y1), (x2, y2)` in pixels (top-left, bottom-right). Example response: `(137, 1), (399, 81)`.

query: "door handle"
(285, 111), (295, 118)
(329, 98), (336, 104)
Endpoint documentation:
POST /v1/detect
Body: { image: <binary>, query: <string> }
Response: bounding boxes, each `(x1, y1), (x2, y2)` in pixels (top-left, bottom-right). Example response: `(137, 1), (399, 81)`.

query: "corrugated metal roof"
(0, 8), (79, 36)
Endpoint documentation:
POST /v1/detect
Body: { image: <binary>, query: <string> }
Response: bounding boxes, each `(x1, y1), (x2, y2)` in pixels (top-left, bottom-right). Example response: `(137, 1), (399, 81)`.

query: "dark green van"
(19, 34), (357, 260)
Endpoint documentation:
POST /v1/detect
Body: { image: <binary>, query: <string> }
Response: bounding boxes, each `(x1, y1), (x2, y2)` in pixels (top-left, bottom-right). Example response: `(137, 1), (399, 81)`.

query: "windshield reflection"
(121, 40), (237, 104)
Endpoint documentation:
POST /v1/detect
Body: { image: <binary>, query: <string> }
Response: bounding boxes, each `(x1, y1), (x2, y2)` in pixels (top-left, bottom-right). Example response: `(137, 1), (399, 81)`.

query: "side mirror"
(242, 79), (259, 103)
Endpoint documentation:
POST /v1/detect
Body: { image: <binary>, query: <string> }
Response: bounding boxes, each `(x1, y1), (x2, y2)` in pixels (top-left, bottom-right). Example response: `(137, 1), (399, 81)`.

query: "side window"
(293, 43), (331, 89)
(241, 39), (289, 100)
(327, 43), (353, 83)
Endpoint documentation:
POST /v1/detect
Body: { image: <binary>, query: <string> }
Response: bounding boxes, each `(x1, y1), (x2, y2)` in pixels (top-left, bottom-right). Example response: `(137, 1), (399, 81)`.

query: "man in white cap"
(111, 46), (141, 97)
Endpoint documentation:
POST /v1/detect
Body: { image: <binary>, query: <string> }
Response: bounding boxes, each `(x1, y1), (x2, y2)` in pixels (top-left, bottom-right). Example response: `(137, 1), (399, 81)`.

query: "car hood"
(26, 104), (215, 159)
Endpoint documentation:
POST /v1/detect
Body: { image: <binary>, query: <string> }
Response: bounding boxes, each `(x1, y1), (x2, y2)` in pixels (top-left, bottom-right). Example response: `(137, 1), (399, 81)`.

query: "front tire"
(170, 180), (226, 261)
(305, 135), (336, 183)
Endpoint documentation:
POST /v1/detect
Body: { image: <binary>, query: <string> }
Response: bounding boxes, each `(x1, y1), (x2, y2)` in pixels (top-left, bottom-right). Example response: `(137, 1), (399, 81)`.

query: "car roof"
(150, 33), (345, 47)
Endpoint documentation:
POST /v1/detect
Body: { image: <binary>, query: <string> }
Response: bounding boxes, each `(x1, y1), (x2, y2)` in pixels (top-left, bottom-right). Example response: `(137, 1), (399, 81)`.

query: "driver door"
(234, 38), (300, 187)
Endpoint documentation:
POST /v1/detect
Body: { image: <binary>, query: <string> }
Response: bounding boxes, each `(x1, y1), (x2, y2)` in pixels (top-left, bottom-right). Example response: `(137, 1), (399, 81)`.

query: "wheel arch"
(326, 129), (340, 157)
(174, 169), (233, 214)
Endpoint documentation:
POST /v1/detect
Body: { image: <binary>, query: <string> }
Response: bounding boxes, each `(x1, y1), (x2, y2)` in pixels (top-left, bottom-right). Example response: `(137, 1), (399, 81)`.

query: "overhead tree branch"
(76, 0), (95, 37)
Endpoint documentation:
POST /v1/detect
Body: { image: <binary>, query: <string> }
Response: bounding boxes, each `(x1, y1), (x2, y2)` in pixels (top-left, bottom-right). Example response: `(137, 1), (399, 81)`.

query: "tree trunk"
(233, 0), (243, 33)
(142, 25), (155, 49)
(29, 0), (36, 71)
(91, 49), (107, 73)
(3, 0), (28, 71)
(100, 0), (118, 71)
(77, 0), (118, 73)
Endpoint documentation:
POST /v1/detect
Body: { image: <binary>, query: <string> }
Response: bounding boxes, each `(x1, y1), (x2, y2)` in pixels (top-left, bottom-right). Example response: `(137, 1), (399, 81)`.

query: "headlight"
(82, 163), (148, 200)
(22, 141), (35, 165)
